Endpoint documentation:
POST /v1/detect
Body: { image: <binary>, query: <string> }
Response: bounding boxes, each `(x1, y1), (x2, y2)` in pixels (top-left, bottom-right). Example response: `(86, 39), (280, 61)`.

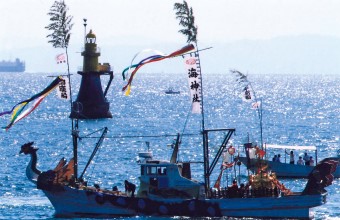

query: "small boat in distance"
(0, 58), (25, 72)
(165, 87), (180, 94)
(238, 143), (340, 178)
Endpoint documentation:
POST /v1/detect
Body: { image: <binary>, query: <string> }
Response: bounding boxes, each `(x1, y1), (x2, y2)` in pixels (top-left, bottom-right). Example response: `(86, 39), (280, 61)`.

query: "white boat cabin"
(137, 152), (203, 199)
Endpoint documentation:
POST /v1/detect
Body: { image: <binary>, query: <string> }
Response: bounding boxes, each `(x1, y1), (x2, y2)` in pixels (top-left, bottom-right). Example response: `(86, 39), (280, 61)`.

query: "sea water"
(0, 72), (339, 220)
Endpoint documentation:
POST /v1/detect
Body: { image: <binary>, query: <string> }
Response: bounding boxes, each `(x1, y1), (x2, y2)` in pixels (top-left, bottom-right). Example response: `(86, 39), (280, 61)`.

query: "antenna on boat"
(145, 141), (150, 151)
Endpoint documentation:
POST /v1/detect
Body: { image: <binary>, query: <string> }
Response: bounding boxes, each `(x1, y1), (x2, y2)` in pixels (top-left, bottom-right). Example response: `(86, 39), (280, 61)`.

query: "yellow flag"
(125, 85), (131, 96)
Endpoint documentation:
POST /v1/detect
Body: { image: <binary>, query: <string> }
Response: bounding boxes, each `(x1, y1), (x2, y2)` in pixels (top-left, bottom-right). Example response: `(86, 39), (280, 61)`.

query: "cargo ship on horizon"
(0, 58), (25, 72)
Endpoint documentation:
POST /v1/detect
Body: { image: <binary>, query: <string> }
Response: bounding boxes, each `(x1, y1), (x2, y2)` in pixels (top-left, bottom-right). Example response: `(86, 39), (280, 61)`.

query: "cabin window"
(146, 166), (167, 175)
(159, 167), (167, 175)
(147, 166), (157, 175)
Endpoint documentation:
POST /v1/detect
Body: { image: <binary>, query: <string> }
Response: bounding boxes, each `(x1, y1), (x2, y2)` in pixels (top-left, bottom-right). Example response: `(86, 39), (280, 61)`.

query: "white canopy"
(264, 144), (317, 151)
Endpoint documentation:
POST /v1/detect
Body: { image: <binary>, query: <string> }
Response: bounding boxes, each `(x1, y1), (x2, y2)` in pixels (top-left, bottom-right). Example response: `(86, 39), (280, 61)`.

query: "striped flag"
(122, 44), (195, 95)
(0, 77), (63, 130)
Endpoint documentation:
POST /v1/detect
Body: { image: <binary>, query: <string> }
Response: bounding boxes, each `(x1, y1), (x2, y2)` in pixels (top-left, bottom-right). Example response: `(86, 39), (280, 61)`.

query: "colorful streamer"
(0, 76), (63, 130)
(122, 44), (195, 95)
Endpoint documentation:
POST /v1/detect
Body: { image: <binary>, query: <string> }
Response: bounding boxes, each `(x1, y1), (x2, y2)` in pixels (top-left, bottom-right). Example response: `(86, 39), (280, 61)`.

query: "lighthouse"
(70, 30), (113, 119)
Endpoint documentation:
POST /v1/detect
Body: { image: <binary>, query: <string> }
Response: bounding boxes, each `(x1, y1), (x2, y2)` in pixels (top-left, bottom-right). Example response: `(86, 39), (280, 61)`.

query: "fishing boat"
(238, 143), (340, 178)
(19, 47), (339, 219)
(165, 87), (180, 94)
(20, 130), (338, 218)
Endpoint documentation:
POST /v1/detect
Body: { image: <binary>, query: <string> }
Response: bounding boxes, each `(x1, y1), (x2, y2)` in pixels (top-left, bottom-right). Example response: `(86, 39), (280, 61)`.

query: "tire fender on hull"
(95, 193), (105, 205)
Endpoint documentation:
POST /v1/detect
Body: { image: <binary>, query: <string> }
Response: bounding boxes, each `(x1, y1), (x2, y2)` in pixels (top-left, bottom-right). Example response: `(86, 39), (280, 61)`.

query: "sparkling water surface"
(0, 72), (339, 220)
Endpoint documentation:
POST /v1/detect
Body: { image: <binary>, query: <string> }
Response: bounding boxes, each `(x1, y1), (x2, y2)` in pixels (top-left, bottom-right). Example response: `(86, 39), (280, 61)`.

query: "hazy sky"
(1, 0), (340, 73)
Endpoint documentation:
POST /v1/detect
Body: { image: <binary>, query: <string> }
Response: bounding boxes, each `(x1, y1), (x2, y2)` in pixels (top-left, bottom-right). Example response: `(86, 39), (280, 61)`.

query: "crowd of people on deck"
(226, 179), (246, 198)
(214, 174), (286, 198)
(272, 151), (314, 166)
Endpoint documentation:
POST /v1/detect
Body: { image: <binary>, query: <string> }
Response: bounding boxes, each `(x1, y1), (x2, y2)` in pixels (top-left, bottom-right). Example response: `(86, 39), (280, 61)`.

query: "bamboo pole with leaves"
(174, 1), (205, 132)
(174, 0), (205, 130)
(174, 1), (198, 44)
(45, 0), (79, 181)
(45, 0), (74, 120)
(45, 0), (74, 112)
(174, 1), (211, 195)
(45, 0), (73, 75)
(231, 69), (263, 149)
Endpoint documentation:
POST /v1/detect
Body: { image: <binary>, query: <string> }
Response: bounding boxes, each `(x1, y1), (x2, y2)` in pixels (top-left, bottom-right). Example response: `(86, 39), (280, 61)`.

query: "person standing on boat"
(124, 180), (136, 197)
(309, 156), (315, 166)
(277, 154), (281, 163)
(285, 150), (295, 164)
(238, 183), (246, 198)
(297, 156), (304, 165)
(303, 152), (310, 165)
(228, 179), (239, 198)
(272, 155), (277, 162)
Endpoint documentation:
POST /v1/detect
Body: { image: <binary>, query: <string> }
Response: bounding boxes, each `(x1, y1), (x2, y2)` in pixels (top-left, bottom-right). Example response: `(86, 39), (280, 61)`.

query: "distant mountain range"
(11, 35), (340, 75)
(206, 35), (340, 75)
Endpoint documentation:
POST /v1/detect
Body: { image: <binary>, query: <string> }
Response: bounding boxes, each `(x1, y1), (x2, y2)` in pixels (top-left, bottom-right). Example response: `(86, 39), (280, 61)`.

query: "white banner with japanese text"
(184, 56), (202, 114)
(56, 76), (70, 100)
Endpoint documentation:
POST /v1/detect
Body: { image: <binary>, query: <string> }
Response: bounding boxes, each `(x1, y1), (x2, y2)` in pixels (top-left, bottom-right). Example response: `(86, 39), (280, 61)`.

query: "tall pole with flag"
(45, 0), (78, 181)
(174, 0), (204, 130)
(174, 0), (211, 194)
(231, 70), (263, 149)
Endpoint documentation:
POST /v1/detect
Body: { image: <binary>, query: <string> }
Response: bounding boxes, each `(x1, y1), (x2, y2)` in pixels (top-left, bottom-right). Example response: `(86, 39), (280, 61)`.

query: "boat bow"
(303, 159), (338, 195)
(19, 142), (41, 184)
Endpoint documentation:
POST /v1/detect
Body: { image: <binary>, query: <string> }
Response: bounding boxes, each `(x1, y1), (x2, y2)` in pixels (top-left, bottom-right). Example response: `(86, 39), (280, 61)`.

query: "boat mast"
(72, 119), (79, 182)
(251, 87), (263, 149)
(65, 44), (79, 182)
(45, 0), (78, 182)
(63, 57), (77, 180)
(193, 44), (214, 196)
(70, 18), (89, 182)
(203, 128), (235, 196)
(70, 19), (88, 182)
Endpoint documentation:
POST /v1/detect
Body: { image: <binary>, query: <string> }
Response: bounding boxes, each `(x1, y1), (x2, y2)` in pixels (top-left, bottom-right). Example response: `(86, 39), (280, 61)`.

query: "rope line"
(79, 133), (200, 139)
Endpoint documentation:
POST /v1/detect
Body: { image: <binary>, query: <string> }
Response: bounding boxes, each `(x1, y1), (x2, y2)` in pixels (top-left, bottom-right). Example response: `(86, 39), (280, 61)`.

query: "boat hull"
(165, 91), (180, 94)
(238, 156), (340, 178)
(43, 186), (326, 218)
